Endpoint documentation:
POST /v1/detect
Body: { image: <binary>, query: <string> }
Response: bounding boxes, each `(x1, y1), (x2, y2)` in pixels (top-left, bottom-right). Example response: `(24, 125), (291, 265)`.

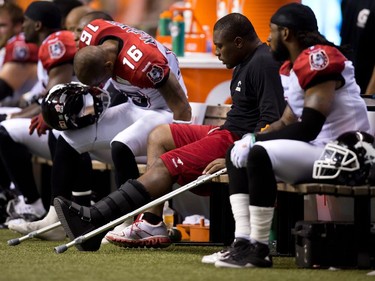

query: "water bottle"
(171, 14), (185, 57)
(158, 10), (172, 36)
(163, 201), (174, 230)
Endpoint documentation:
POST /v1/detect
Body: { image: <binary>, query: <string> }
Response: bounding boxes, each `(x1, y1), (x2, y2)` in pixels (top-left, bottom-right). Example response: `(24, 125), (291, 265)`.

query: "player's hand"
(203, 158), (225, 175)
(230, 133), (256, 168)
(29, 113), (50, 136)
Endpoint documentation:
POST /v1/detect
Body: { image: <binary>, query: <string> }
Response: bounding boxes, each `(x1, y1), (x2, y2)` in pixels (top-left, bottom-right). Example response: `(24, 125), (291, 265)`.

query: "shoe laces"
(127, 214), (146, 234)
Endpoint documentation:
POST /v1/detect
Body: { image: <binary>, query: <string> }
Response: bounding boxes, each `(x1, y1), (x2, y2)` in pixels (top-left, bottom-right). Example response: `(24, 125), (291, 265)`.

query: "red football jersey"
(3, 33), (39, 64)
(38, 30), (77, 73)
(79, 19), (170, 89)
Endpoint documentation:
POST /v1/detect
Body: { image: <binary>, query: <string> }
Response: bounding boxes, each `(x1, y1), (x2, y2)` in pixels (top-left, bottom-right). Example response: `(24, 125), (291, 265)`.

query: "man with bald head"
(65, 5), (95, 33)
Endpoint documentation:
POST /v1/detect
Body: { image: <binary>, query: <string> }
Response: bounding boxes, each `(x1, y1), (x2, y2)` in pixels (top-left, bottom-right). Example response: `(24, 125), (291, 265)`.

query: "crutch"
(54, 168), (227, 254)
(7, 222), (62, 246)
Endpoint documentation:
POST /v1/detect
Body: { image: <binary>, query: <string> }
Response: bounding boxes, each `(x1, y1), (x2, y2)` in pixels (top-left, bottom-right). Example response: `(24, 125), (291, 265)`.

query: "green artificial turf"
(0, 229), (373, 281)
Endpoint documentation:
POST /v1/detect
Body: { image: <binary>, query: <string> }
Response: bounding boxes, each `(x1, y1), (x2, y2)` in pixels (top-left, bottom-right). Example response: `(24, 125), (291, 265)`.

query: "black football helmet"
(41, 82), (110, 131)
(313, 131), (375, 185)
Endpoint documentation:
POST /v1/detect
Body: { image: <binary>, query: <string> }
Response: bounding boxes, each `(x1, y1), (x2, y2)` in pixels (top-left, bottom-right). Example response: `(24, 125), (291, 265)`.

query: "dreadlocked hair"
(295, 30), (352, 58)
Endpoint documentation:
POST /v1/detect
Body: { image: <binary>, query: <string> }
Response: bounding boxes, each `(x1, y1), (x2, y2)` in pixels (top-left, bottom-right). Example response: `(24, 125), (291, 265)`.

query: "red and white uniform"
(1, 30), (77, 161)
(37, 30), (77, 91)
(1, 33), (38, 67)
(62, 20), (187, 164)
(78, 19), (186, 110)
(0, 33), (39, 105)
(256, 44), (370, 184)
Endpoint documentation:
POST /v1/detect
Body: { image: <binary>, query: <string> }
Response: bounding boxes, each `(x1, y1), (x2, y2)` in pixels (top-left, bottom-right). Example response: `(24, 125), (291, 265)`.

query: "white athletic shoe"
(101, 218), (134, 245)
(6, 196), (46, 222)
(8, 206), (66, 241)
(105, 214), (171, 248)
(202, 249), (231, 264)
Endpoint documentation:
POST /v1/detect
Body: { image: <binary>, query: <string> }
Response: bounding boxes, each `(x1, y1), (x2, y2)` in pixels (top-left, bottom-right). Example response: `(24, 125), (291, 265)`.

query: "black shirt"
(221, 43), (285, 138)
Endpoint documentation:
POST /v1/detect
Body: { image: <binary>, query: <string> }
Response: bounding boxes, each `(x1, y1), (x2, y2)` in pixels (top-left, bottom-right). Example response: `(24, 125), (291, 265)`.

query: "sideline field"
(0, 229), (372, 281)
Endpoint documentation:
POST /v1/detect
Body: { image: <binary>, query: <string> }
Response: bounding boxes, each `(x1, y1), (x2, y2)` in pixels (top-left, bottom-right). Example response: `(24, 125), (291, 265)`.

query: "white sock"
(230, 193), (250, 239)
(249, 205), (274, 244)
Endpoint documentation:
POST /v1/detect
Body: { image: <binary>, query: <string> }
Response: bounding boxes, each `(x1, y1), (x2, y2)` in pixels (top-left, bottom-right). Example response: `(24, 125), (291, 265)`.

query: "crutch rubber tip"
(54, 245), (68, 254)
(7, 238), (20, 246)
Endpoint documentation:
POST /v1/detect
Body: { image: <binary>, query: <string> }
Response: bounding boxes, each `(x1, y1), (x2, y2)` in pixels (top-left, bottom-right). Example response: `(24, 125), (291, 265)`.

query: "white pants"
(1, 118), (60, 160)
(62, 102), (172, 164)
(255, 139), (324, 184)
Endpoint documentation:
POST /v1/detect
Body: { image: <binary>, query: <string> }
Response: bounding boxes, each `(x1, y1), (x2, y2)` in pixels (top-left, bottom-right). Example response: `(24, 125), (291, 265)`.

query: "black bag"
(292, 221), (369, 268)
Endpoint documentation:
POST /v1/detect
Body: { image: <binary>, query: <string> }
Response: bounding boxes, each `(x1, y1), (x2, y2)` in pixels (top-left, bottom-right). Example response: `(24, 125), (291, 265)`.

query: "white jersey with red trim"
(37, 30), (77, 91)
(279, 44), (369, 146)
(79, 19), (186, 111)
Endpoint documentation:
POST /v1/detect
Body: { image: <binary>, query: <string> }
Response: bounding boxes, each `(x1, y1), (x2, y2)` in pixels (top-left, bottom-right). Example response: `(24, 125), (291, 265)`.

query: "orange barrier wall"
(178, 0), (301, 105)
(187, 0), (300, 42)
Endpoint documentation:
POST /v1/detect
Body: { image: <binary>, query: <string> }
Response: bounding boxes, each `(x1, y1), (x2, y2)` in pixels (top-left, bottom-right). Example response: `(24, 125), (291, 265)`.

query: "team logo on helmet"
(147, 65), (164, 84)
(54, 104), (64, 113)
(309, 49), (329, 71)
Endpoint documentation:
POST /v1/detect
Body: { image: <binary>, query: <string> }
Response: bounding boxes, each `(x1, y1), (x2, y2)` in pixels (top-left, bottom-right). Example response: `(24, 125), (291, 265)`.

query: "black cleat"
(215, 241), (273, 268)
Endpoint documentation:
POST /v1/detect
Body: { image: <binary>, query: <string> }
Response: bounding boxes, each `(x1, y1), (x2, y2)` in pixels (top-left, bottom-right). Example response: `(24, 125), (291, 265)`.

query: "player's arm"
(44, 63), (74, 93)
(9, 102), (41, 119)
(256, 80), (335, 142)
(0, 62), (37, 101)
(258, 104), (297, 134)
(10, 64), (74, 119)
(158, 73), (192, 122)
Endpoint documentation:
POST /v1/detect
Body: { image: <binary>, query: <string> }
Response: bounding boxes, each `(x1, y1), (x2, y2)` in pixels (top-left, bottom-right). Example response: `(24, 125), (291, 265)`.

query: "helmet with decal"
(313, 131), (375, 185)
(41, 82), (110, 130)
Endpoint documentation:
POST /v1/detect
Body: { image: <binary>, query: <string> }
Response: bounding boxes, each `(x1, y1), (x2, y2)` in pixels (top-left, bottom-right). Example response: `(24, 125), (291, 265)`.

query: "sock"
(249, 205), (274, 244)
(230, 193), (250, 239)
(142, 212), (162, 225)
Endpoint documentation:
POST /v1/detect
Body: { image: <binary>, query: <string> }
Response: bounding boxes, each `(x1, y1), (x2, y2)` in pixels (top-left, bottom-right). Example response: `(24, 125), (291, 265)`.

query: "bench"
(33, 104), (375, 267)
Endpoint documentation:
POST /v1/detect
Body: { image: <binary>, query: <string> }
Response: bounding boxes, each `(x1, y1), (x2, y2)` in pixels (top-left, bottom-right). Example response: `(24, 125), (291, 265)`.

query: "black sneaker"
(201, 238), (251, 264)
(54, 197), (105, 251)
(215, 241), (273, 268)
